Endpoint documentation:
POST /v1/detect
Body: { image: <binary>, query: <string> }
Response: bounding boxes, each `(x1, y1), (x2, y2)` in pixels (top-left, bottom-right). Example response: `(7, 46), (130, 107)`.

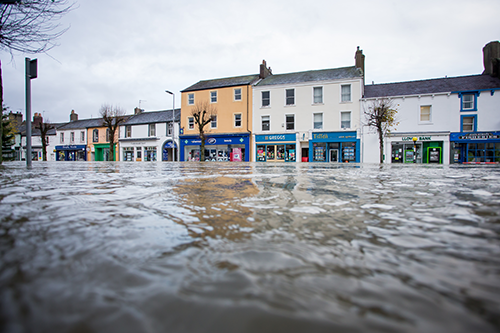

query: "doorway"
(329, 149), (339, 162)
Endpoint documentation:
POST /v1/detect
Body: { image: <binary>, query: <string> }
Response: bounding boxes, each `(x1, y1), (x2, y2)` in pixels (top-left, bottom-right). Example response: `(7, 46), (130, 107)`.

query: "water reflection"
(0, 162), (499, 333)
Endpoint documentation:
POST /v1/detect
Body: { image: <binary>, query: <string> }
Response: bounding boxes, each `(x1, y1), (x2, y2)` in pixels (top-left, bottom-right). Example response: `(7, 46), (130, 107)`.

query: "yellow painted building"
(87, 125), (120, 161)
(180, 61), (272, 161)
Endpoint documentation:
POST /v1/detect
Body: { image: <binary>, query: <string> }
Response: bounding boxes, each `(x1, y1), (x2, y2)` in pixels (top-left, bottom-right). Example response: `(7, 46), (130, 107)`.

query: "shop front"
(254, 133), (296, 162)
(450, 131), (500, 164)
(388, 134), (448, 164)
(309, 132), (360, 163)
(55, 145), (87, 161)
(119, 138), (160, 162)
(180, 133), (250, 162)
(162, 140), (178, 161)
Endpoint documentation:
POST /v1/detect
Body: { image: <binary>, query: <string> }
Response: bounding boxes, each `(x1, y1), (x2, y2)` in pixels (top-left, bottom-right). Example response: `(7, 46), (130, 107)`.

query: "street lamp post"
(412, 137), (418, 163)
(165, 90), (176, 161)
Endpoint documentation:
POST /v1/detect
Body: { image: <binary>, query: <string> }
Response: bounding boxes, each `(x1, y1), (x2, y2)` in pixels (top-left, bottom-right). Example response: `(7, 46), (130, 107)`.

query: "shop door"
(329, 149), (339, 162)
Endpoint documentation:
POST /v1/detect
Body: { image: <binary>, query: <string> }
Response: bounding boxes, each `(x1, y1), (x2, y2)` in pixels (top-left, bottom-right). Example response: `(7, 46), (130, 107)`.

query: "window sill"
(340, 101), (352, 104)
(312, 103), (324, 106)
(284, 105), (296, 108)
(418, 122), (433, 125)
(260, 106), (271, 109)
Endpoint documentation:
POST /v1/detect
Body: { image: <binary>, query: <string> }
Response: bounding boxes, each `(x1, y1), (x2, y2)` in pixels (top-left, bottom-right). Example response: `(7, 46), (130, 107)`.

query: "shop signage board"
(450, 131), (500, 141)
(311, 132), (357, 142)
(255, 134), (296, 142)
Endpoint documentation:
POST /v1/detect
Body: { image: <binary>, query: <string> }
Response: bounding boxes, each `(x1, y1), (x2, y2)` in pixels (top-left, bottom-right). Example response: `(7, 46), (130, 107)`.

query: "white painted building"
(119, 109), (181, 162)
(19, 113), (62, 161)
(361, 41), (500, 164)
(252, 48), (365, 163)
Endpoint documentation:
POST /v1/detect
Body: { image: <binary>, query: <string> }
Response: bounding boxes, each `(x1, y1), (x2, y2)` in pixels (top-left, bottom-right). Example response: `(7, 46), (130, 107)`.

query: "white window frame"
(261, 115), (270, 131)
(188, 93), (195, 105)
(341, 84), (351, 103)
(261, 91), (270, 107)
(462, 94), (474, 110)
(313, 86), (323, 104)
(313, 112), (323, 130)
(125, 125), (132, 138)
(188, 117), (194, 130)
(234, 113), (242, 128)
(167, 122), (173, 136)
(285, 89), (295, 106)
(234, 88), (242, 101)
(419, 105), (432, 123)
(340, 111), (351, 129)
(60, 132), (64, 143)
(285, 114), (295, 130)
(211, 115), (217, 129)
(70, 132), (75, 143)
(80, 131), (85, 142)
(93, 129), (99, 142)
(210, 91), (217, 103)
(149, 123), (156, 137)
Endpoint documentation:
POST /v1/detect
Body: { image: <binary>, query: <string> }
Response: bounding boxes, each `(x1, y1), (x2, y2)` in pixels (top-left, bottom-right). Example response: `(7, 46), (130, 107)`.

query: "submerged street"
(0, 162), (499, 333)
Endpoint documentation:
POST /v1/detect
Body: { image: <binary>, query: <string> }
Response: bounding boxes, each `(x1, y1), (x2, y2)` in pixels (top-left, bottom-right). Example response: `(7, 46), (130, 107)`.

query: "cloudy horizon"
(2, 0), (499, 124)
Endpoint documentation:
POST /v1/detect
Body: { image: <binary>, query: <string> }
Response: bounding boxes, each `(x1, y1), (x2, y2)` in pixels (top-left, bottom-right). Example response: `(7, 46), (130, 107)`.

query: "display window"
(313, 143), (326, 162)
(256, 144), (296, 162)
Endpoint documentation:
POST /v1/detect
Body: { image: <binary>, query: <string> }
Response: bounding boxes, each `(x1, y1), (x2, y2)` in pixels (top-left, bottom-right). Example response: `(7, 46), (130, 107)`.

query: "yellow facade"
(181, 84), (254, 160)
(87, 126), (119, 161)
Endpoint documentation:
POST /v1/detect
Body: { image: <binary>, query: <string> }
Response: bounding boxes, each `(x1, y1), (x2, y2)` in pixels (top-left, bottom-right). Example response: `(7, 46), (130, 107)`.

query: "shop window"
(276, 145), (285, 160)
(286, 114), (295, 130)
(149, 124), (156, 137)
(341, 111), (351, 129)
(93, 129), (99, 142)
(144, 146), (157, 161)
(234, 114), (242, 127)
(262, 115), (270, 131)
(80, 131), (85, 142)
(286, 145), (296, 162)
(313, 113), (323, 129)
(188, 93), (194, 105)
(262, 91), (270, 107)
(341, 85), (351, 102)
(136, 147), (142, 159)
(70, 132), (75, 143)
(125, 126), (132, 138)
(461, 93), (477, 111)
(342, 142), (356, 162)
(211, 115), (217, 129)
(256, 145), (266, 161)
(234, 88), (242, 101)
(266, 145), (275, 160)
(286, 89), (295, 105)
(313, 142), (326, 162)
(123, 147), (134, 161)
(60, 132), (64, 143)
(313, 87), (323, 104)
(188, 117), (194, 130)
(210, 91), (217, 103)
(461, 115), (477, 132)
(420, 105), (431, 122)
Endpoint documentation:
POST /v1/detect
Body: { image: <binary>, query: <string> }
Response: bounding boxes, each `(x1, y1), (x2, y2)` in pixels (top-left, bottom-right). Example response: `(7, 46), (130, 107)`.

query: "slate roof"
(364, 74), (500, 98)
(182, 74), (260, 92)
(123, 109), (180, 125)
(19, 122), (67, 136)
(57, 118), (104, 130)
(256, 66), (363, 86)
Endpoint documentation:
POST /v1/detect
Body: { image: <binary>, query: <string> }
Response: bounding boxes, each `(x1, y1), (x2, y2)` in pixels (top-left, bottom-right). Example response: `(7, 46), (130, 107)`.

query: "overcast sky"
(2, 0), (499, 123)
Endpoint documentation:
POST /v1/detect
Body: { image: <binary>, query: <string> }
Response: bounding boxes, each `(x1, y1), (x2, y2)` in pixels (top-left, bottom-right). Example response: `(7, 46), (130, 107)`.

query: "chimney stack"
(482, 41), (500, 77)
(33, 112), (43, 127)
(134, 107), (143, 115)
(70, 110), (78, 122)
(260, 60), (272, 79)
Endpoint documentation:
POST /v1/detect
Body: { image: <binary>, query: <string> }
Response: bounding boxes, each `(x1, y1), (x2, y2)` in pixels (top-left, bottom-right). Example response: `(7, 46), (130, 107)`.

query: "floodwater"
(0, 162), (499, 333)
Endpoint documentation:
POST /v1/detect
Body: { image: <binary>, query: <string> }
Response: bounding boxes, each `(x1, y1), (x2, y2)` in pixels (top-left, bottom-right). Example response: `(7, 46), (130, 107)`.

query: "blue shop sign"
(450, 131), (500, 142)
(163, 141), (177, 148)
(311, 131), (357, 141)
(255, 134), (296, 142)
(56, 145), (86, 150)
(182, 135), (249, 146)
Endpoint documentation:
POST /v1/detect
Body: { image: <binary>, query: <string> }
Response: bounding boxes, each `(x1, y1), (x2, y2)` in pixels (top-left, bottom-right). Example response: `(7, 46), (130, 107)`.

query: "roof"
(57, 118), (104, 130)
(256, 66), (363, 87)
(123, 109), (180, 125)
(19, 122), (67, 136)
(364, 74), (500, 98)
(182, 74), (260, 92)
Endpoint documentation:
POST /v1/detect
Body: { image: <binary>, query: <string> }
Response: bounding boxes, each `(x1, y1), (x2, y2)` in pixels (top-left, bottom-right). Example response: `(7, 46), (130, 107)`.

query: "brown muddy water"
(0, 161), (499, 333)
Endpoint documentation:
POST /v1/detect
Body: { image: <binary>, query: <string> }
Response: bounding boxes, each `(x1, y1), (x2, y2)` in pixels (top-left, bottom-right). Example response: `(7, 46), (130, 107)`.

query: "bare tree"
(191, 101), (217, 162)
(364, 98), (399, 163)
(100, 104), (126, 161)
(35, 120), (54, 161)
(0, 0), (74, 164)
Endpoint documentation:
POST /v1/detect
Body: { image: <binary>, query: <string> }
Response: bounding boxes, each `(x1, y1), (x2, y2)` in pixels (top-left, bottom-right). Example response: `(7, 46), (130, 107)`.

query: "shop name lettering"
(458, 133), (499, 140)
(313, 134), (355, 139)
(265, 135), (286, 141)
(402, 136), (432, 141)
